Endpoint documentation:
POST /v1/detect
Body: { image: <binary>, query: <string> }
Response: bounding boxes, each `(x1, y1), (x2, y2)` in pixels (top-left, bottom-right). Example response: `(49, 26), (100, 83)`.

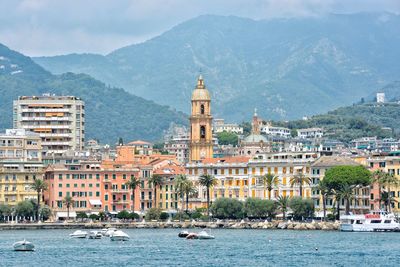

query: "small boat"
(104, 228), (117, 237)
(100, 228), (108, 236)
(13, 239), (35, 251)
(69, 230), (88, 238)
(110, 230), (130, 241)
(186, 230), (215, 240)
(178, 230), (189, 238)
(340, 210), (400, 232)
(197, 230), (215, 239)
(88, 231), (103, 239)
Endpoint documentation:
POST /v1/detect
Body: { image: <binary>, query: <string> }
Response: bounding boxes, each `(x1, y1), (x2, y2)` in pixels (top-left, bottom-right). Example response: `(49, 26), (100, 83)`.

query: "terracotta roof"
(311, 156), (360, 167)
(201, 156), (250, 164)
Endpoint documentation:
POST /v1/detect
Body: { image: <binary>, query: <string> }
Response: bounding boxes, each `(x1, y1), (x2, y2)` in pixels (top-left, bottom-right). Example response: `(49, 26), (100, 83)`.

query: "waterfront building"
(189, 76), (213, 161)
(44, 161), (104, 220)
(153, 160), (185, 211)
(13, 95), (85, 156)
(213, 119), (243, 134)
(186, 157), (250, 210)
(0, 129), (43, 206)
(310, 156), (370, 217)
(248, 152), (317, 199)
(367, 156), (400, 212)
(297, 128), (323, 139)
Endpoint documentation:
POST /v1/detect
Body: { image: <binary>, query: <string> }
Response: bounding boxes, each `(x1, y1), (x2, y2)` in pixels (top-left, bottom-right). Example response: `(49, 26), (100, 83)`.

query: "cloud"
(0, 0), (399, 56)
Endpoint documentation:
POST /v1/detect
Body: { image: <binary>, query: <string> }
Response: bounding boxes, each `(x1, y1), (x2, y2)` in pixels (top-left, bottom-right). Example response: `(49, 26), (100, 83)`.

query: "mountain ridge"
(0, 43), (187, 144)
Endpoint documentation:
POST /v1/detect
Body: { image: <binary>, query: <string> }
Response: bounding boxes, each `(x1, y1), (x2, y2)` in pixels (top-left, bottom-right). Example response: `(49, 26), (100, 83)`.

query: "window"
(96, 192), (100, 197)
(74, 184), (77, 188)
(96, 174), (100, 180)
(112, 174), (116, 180)
(200, 104), (205, 114)
(105, 195), (108, 201)
(89, 174), (92, 179)
(59, 174), (63, 179)
(59, 183), (62, 188)
(123, 174), (126, 180)
(58, 192), (62, 197)
(105, 174), (109, 180)
(66, 184), (70, 188)
(200, 126), (206, 139)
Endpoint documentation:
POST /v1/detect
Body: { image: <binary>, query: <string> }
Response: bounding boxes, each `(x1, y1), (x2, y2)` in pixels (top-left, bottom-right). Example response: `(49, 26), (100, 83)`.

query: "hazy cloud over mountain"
(1, 0), (399, 56)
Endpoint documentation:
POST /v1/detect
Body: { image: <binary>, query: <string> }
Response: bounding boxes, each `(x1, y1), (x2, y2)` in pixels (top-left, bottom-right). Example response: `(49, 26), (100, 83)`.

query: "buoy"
(315, 247), (318, 251)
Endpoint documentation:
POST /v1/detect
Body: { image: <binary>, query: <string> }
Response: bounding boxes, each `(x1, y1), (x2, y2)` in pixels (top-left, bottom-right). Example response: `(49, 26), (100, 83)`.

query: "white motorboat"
(100, 228), (108, 236)
(186, 230), (215, 240)
(13, 239), (35, 251)
(178, 230), (189, 238)
(69, 230), (88, 238)
(340, 211), (400, 232)
(104, 228), (117, 237)
(110, 230), (130, 241)
(88, 231), (103, 239)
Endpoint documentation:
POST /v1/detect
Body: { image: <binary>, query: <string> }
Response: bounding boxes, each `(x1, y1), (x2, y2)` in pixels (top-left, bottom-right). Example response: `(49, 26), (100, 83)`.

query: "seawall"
(0, 221), (339, 231)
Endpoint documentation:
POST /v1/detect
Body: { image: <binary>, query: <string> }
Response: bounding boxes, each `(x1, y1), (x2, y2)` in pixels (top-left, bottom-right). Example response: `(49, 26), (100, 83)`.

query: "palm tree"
(175, 174), (188, 214)
(125, 175), (141, 212)
(337, 184), (355, 215)
(373, 170), (386, 209)
(183, 180), (197, 214)
(276, 195), (290, 220)
(199, 174), (217, 217)
(316, 180), (332, 221)
(379, 172), (399, 212)
(290, 172), (311, 198)
(63, 195), (74, 221)
(261, 173), (279, 200)
(148, 174), (163, 209)
(30, 178), (48, 221)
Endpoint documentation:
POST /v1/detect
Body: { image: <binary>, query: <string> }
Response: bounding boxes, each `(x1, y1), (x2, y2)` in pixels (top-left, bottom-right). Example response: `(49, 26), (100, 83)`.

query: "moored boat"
(104, 228), (117, 237)
(110, 230), (130, 241)
(69, 230), (88, 238)
(340, 211), (400, 232)
(88, 231), (103, 239)
(186, 230), (215, 240)
(13, 239), (35, 251)
(178, 231), (189, 238)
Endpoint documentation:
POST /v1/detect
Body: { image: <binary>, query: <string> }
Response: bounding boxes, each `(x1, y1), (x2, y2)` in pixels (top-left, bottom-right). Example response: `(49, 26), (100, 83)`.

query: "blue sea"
(0, 228), (399, 266)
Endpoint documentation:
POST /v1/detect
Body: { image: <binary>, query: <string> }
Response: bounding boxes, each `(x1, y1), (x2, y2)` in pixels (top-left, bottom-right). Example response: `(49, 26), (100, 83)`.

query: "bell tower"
(189, 75), (213, 161)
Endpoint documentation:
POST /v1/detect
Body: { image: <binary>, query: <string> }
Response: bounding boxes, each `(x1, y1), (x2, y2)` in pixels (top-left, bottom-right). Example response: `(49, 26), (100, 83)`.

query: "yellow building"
(186, 157), (250, 209)
(248, 152), (317, 199)
(189, 75), (213, 162)
(0, 129), (44, 206)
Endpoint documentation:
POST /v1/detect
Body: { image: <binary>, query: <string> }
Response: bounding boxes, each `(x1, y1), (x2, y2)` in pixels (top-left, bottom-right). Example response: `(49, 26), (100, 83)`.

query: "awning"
(56, 211), (77, 218)
(90, 212), (99, 215)
(109, 211), (118, 215)
(89, 199), (102, 206)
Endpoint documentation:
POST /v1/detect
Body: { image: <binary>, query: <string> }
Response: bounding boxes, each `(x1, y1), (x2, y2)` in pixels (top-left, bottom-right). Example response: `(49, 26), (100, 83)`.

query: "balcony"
(112, 199), (129, 204)
(112, 189), (129, 193)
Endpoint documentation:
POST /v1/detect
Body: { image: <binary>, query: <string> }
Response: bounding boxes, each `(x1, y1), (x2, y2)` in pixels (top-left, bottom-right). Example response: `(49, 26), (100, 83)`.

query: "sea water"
(0, 229), (399, 266)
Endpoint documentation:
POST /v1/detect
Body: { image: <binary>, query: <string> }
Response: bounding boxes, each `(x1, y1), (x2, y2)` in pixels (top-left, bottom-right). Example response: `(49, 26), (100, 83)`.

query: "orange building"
(44, 161), (103, 220)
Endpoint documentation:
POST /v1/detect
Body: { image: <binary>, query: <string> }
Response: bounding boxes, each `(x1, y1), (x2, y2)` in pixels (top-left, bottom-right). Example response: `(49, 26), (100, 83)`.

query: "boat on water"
(69, 230), (88, 238)
(186, 230), (215, 240)
(13, 239), (35, 251)
(110, 230), (130, 241)
(104, 228), (117, 237)
(88, 231), (103, 239)
(178, 231), (189, 238)
(340, 211), (400, 232)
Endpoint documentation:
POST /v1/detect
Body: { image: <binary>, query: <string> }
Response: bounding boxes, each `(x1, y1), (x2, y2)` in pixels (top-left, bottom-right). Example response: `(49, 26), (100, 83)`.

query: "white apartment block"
(13, 95), (85, 156)
(213, 119), (243, 134)
(297, 128), (323, 139)
(0, 129), (42, 162)
(376, 92), (385, 103)
(261, 123), (291, 138)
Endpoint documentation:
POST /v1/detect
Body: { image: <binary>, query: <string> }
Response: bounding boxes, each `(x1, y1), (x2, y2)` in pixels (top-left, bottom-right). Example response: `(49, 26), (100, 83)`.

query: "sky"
(0, 0), (399, 56)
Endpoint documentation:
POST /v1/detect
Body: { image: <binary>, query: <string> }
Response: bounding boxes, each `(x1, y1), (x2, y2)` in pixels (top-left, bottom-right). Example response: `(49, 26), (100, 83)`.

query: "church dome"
(192, 75), (211, 101)
(243, 134), (268, 143)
